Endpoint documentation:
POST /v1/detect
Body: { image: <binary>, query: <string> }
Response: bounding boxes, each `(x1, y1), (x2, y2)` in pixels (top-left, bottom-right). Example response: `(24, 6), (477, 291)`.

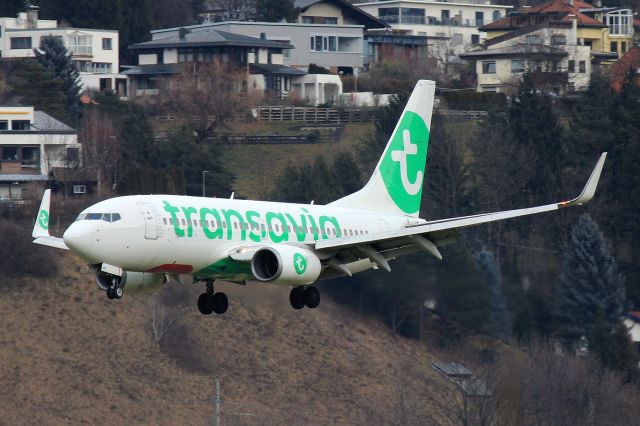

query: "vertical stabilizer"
(329, 80), (435, 217)
(33, 189), (51, 238)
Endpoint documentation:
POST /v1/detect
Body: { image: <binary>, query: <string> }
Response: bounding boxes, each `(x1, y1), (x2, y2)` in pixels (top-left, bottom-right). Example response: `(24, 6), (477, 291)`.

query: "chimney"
(260, 32), (267, 40)
(179, 27), (190, 39)
(568, 14), (578, 43)
(26, 5), (39, 29)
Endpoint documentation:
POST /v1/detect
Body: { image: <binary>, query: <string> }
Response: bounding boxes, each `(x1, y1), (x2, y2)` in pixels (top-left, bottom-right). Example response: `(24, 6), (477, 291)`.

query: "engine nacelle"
(251, 245), (322, 285)
(96, 271), (165, 294)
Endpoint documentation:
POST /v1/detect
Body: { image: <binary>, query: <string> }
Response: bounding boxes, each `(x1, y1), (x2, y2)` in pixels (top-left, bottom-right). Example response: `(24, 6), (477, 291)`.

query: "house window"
(481, 85), (498, 92)
(0, 120), (7, 130)
(475, 11), (484, 26)
(471, 34), (480, 44)
(1, 147), (18, 161)
(579, 60), (586, 73)
(610, 41), (618, 53)
(482, 60), (496, 74)
(21, 147), (39, 167)
(69, 34), (92, 55)
(102, 38), (112, 50)
(73, 185), (86, 194)
(621, 42), (627, 53)
(302, 16), (337, 24)
(379, 8), (400, 24)
(310, 35), (337, 52)
(492, 10), (501, 21)
(178, 48), (194, 62)
(138, 77), (157, 90)
(551, 34), (566, 45)
(92, 62), (112, 73)
(568, 60), (575, 73)
(10, 37), (32, 49)
(526, 35), (541, 44)
(401, 8), (425, 24)
(511, 59), (525, 73)
(11, 120), (30, 130)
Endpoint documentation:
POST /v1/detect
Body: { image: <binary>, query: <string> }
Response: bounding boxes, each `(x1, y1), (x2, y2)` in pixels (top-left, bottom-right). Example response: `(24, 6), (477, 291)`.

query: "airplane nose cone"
(63, 222), (94, 257)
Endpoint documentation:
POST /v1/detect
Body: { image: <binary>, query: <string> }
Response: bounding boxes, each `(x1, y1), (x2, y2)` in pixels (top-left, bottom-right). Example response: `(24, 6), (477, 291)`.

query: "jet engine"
(96, 271), (165, 294)
(251, 245), (322, 285)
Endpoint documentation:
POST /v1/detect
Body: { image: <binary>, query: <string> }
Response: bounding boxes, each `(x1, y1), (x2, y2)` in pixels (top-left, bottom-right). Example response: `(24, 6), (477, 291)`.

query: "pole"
(215, 378), (221, 426)
(202, 170), (209, 197)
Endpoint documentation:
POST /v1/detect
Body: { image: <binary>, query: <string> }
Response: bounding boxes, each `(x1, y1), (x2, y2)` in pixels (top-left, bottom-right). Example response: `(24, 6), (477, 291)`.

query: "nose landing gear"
(197, 280), (228, 315)
(106, 276), (123, 300)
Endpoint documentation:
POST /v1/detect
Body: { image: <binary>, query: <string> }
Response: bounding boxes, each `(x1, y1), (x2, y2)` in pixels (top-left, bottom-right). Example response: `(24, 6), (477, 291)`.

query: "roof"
(294, 0), (387, 29)
(249, 63), (307, 75)
(129, 29), (294, 50)
(121, 63), (180, 76)
(32, 111), (75, 132)
(0, 174), (48, 182)
(480, 0), (606, 31)
(459, 43), (568, 59)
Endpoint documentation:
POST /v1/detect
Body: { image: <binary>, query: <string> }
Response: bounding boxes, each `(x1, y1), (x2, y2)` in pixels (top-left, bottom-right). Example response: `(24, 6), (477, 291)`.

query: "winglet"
(32, 189), (52, 238)
(559, 152), (607, 208)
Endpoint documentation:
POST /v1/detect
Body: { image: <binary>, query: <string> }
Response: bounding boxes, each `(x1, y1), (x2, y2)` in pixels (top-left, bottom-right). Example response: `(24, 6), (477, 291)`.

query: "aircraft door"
(137, 203), (159, 240)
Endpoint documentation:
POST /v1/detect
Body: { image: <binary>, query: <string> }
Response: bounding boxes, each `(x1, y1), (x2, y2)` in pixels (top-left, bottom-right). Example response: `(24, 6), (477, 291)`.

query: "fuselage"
(62, 195), (425, 282)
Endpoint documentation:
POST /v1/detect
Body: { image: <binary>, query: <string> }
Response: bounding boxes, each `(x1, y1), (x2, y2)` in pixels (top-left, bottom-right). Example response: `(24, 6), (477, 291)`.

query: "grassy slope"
(221, 123), (373, 199)
(0, 252), (446, 425)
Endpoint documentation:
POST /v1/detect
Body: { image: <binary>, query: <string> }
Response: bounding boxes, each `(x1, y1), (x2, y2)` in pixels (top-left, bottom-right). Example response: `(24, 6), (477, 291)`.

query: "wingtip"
(560, 152), (607, 208)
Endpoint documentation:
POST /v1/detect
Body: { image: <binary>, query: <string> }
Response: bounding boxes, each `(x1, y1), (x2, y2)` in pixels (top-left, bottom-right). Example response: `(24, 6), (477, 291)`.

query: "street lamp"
(202, 170), (209, 197)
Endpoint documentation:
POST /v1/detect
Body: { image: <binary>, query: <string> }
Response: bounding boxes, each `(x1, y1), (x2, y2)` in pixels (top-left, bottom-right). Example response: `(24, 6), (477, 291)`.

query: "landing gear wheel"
(106, 287), (116, 300)
(212, 292), (228, 314)
(304, 286), (320, 309)
(114, 286), (123, 299)
(197, 293), (214, 315)
(289, 286), (305, 310)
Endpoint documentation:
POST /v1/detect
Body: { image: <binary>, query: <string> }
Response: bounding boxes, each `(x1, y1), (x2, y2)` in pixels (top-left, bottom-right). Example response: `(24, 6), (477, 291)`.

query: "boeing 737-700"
(32, 80), (607, 315)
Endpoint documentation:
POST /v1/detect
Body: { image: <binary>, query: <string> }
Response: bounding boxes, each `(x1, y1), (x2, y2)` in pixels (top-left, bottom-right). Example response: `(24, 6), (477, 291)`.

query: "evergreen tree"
(254, 0), (297, 22)
(7, 59), (66, 121)
(332, 152), (362, 197)
(476, 249), (512, 341)
(0, 0), (24, 17)
(34, 36), (82, 124)
(555, 214), (626, 341)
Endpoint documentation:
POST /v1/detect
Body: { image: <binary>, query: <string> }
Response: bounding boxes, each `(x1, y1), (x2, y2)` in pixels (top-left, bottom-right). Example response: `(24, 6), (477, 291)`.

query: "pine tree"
(555, 214), (626, 341)
(476, 249), (512, 341)
(332, 152), (362, 198)
(34, 36), (82, 124)
(254, 0), (297, 22)
(0, 0), (24, 17)
(7, 59), (66, 121)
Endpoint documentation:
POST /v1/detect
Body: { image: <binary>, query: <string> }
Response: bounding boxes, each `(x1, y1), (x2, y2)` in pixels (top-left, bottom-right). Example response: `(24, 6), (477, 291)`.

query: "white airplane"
(32, 80), (607, 315)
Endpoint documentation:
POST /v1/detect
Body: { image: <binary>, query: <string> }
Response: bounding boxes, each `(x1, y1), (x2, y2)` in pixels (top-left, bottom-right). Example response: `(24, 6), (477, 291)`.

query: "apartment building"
(0, 5), (126, 94)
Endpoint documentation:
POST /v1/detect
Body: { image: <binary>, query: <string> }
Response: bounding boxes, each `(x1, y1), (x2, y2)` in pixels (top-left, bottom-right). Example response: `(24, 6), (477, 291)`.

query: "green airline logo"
(38, 210), (49, 230)
(379, 111), (429, 214)
(162, 201), (342, 243)
(293, 253), (307, 275)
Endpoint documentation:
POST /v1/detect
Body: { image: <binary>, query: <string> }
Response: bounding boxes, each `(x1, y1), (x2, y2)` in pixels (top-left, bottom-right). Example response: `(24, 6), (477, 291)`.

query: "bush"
(0, 219), (60, 280)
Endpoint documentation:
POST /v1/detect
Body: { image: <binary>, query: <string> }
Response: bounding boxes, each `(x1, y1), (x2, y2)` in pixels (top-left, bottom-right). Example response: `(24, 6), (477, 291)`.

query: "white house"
(0, 5), (126, 95)
(0, 106), (80, 202)
(355, 0), (512, 53)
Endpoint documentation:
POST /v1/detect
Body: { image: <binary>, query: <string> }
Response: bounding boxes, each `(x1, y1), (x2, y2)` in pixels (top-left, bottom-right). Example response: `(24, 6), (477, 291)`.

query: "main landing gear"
(197, 280), (228, 315)
(106, 276), (123, 300)
(289, 285), (320, 310)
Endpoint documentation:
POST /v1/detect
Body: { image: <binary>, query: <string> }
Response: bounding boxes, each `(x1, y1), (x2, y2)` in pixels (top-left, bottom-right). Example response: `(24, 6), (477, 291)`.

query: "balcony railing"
(69, 45), (92, 56)
(380, 15), (494, 27)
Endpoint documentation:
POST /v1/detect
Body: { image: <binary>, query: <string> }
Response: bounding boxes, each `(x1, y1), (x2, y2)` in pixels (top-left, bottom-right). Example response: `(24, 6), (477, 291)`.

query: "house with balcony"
(575, 2), (634, 58)
(0, 5), (126, 95)
(0, 106), (80, 203)
(354, 0), (512, 55)
(459, 0), (631, 94)
(123, 28), (310, 100)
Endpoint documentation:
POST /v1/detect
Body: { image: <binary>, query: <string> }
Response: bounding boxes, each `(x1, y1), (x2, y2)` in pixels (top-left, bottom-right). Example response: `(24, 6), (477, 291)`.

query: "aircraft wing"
(315, 153), (606, 272)
(34, 236), (69, 250)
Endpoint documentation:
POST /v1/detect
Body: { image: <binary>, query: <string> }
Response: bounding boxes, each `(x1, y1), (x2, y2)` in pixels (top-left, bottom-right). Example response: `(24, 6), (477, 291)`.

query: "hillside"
(0, 252), (448, 425)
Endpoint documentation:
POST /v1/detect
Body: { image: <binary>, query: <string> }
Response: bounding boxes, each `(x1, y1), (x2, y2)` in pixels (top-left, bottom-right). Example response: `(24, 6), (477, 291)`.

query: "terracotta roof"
(480, 0), (605, 31)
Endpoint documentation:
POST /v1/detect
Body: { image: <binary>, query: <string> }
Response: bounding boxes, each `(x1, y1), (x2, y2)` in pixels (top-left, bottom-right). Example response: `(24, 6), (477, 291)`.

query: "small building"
(0, 106), (79, 203)
(355, 0), (513, 52)
(124, 29), (303, 100)
(0, 5), (126, 94)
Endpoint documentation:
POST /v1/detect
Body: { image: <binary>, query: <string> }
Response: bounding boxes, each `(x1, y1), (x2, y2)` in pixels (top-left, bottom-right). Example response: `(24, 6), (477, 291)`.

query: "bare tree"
(157, 61), (253, 145)
(151, 302), (178, 343)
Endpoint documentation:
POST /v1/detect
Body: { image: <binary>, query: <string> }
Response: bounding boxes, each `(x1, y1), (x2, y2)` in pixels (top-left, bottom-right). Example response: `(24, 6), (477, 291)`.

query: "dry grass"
(0, 252), (443, 425)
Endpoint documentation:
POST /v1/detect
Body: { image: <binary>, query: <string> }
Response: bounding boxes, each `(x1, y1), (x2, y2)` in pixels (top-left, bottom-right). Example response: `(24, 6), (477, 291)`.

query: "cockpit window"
(75, 212), (122, 222)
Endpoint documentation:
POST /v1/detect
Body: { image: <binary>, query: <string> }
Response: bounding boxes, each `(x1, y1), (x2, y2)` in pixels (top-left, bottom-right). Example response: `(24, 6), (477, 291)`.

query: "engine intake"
(251, 245), (321, 285)
(96, 270), (165, 294)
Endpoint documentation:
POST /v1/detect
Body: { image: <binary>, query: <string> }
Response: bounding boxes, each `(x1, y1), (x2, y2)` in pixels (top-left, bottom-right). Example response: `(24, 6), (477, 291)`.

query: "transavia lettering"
(162, 200), (342, 242)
